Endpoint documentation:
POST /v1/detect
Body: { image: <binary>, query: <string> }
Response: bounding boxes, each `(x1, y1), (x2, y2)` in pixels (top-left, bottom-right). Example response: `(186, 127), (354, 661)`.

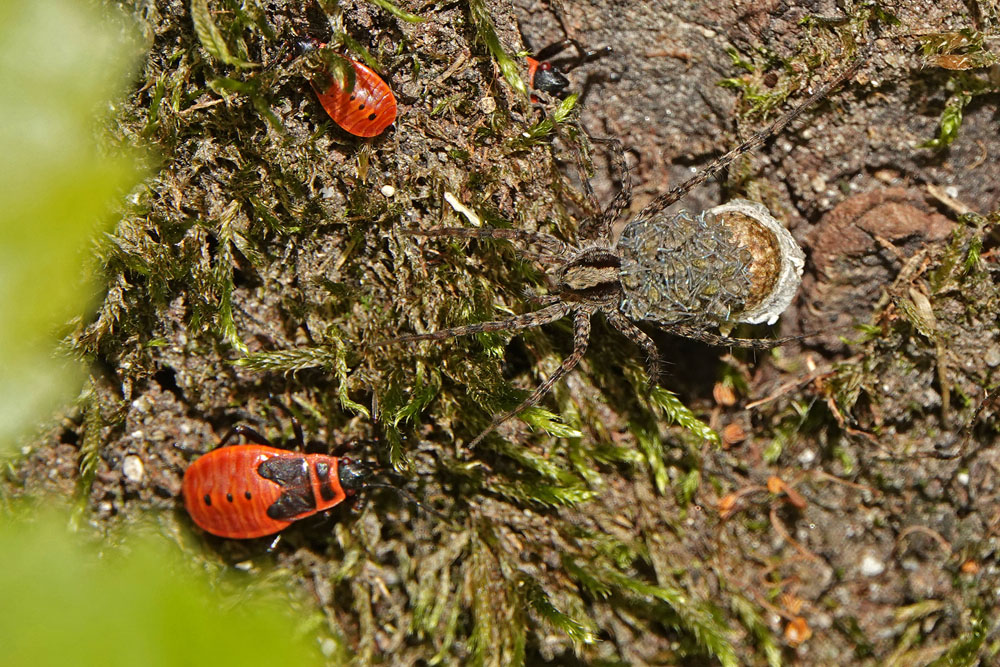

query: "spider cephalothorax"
(380, 52), (864, 447)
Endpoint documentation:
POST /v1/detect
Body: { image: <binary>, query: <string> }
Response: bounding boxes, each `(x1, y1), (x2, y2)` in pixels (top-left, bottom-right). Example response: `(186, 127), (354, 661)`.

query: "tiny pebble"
(122, 454), (144, 483)
(721, 423), (745, 445)
(319, 639), (338, 657)
(381, 184), (395, 197)
(479, 96), (496, 114)
(860, 553), (885, 577)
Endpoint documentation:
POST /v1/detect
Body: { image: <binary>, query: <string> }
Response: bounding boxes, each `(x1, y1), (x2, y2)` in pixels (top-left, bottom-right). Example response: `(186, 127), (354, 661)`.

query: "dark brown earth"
(7, 0), (1000, 664)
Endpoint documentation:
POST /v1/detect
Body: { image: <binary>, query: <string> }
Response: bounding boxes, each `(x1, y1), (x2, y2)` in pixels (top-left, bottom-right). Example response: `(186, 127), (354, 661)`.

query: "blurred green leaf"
(0, 0), (146, 450)
(0, 511), (323, 667)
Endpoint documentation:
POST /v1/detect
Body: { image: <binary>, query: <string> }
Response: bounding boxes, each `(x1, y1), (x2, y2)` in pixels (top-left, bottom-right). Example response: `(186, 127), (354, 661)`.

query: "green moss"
(8, 0), (1000, 663)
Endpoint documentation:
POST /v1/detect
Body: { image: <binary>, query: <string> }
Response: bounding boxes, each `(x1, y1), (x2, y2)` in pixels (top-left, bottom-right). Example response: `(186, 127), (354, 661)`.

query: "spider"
(379, 51), (865, 448)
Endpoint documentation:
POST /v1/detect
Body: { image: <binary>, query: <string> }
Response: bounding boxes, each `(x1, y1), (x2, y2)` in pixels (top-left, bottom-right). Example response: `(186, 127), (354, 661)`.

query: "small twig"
(893, 525), (953, 558)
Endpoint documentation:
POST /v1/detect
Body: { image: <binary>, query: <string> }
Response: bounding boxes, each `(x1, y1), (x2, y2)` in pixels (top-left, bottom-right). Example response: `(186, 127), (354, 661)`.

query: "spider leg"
(666, 324), (806, 350)
(468, 308), (592, 447)
(606, 310), (662, 385)
(533, 38), (576, 63)
(634, 51), (866, 220)
(587, 136), (632, 241)
(400, 226), (569, 259)
(573, 43), (613, 70)
(376, 302), (572, 346)
(573, 140), (604, 219)
(521, 287), (561, 307)
(938, 384), (1000, 461)
(533, 39), (611, 72)
(970, 385), (1000, 429)
(514, 249), (565, 263)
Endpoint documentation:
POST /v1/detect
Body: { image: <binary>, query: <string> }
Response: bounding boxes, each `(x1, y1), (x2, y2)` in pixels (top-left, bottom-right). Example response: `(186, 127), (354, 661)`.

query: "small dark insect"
(380, 51), (866, 447)
(293, 38), (397, 137)
(525, 38), (611, 100)
(182, 420), (438, 539)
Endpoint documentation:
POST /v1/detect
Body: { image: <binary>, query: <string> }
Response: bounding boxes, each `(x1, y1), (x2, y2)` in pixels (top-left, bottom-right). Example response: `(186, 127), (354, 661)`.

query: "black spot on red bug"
(226, 492), (233, 502)
(203, 494), (211, 506)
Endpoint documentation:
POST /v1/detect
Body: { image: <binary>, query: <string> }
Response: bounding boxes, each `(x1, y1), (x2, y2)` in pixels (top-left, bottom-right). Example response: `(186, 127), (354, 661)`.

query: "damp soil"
(7, 0), (1000, 664)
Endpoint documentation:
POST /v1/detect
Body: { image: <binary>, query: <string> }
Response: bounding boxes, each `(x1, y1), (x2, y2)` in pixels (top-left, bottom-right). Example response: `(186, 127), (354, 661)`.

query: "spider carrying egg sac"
(382, 45), (863, 446)
(617, 199), (805, 334)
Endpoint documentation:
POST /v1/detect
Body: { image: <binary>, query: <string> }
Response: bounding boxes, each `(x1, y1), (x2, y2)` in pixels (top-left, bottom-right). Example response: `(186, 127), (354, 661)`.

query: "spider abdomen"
(617, 199), (804, 329)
